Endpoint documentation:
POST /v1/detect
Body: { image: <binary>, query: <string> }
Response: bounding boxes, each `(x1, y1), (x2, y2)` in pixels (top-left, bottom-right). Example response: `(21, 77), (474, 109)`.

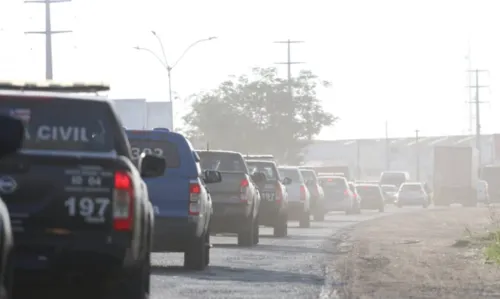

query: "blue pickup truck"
(126, 128), (222, 270)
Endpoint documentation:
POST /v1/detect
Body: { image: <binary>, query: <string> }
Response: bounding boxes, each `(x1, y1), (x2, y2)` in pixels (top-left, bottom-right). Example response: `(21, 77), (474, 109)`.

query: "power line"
(24, 0), (73, 80)
(466, 69), (489, 165)
(273, 39), (305, 98)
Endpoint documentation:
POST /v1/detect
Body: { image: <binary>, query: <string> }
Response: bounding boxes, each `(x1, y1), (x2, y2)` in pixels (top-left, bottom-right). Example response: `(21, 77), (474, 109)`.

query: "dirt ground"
(331, 206), (500, 299)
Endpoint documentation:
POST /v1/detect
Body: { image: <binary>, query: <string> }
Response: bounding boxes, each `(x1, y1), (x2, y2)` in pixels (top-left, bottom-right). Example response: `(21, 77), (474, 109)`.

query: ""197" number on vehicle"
(64, 196), (110, 223)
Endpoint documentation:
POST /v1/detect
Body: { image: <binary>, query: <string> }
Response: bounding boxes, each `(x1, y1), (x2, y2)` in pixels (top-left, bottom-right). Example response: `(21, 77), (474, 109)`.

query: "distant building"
(302, 134), (499, 181)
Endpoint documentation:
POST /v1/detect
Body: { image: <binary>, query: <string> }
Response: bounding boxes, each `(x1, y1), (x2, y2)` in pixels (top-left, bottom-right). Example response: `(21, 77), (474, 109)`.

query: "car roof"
(278, 166), (300, 170)
(246, 160), (276, 165)
(356, 183), (380, 187)
(196, 149), (241, 155)
(0, 89), (108, 102)
(318, 175), (345, 180)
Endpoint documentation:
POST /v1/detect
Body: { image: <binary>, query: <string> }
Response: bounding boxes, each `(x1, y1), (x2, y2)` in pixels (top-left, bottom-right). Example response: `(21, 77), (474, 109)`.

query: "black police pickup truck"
(197, 150), (263, 246)
(0, 115), (25, 299)
(245, 160), (289, 237)
(0, 83), (165, 299)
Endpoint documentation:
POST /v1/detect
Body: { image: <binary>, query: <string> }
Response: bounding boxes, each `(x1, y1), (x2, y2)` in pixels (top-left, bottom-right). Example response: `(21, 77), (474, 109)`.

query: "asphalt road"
(150, 205), (410, 299)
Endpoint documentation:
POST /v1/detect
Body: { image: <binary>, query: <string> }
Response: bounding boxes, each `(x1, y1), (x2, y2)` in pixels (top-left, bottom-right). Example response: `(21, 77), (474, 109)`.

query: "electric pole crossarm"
(24, 0), (73, 80)
(274, 62), (304, 65)
(25, 30), (72, 34)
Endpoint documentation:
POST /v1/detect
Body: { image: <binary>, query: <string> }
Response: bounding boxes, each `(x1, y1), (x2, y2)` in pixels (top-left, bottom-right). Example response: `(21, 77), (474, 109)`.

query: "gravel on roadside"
(328, 206), (500, 299)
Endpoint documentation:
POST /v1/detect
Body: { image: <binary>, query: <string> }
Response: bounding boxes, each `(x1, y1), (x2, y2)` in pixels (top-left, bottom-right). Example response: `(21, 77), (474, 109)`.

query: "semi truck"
(433, 146), (479, 206)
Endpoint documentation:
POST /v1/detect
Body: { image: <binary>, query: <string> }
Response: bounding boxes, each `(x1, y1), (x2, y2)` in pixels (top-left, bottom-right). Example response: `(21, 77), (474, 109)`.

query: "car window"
(300, 170), (317, 182)
(278, 168), (301, 182)
(0, 98), (115, 152)
(382, 185), (397, 192)
(198, 152), (246, 172)
(400, 184), (422, 192)
(247, 162), (278, 180)
(319, 177), (347, 190)
(356, 185), (381, 197)
(128, 139), (180, 168)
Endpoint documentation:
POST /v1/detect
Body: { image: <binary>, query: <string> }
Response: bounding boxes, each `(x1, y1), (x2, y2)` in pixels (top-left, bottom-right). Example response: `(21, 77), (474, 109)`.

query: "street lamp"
(133, 33), (217, 129)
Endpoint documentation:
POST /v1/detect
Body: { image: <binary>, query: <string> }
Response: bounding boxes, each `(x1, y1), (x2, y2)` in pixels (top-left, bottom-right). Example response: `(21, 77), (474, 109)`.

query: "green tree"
(183, 67), (336, 164)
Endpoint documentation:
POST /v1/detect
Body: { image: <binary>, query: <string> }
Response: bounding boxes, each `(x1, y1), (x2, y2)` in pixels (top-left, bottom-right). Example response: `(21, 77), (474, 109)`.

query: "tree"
(183, 67), (337, 164)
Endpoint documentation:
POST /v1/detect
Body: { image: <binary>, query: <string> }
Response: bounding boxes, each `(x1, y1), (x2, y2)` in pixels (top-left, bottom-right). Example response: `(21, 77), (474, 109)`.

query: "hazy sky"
(1, 0), (499, 140)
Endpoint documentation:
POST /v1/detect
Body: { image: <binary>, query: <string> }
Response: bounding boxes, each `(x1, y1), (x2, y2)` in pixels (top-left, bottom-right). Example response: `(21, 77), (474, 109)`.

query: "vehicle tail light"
(276, 184), (283, 203)
(240, 179), (249, 203)
(189, 181), (201, 216)
(113, 171), (134, 231)
(300, 185), (306, 201)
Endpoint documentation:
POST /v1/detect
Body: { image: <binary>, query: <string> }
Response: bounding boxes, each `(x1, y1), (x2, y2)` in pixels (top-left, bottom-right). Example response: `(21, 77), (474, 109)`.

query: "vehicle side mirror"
(282, 177), (292, 185)
(0, 115), (24, 158)
(138, 154), (166, 177)
(204, 169), (222, 184)
(251, 171), (267, 184)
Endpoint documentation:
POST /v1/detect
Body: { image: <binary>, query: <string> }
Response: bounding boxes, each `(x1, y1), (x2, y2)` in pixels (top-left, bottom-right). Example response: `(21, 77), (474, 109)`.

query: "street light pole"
(134, 34), (217, 129)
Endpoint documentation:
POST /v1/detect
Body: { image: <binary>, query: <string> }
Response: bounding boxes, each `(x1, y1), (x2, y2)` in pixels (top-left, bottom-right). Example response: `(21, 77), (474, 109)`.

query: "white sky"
(0, 0), (499, 140)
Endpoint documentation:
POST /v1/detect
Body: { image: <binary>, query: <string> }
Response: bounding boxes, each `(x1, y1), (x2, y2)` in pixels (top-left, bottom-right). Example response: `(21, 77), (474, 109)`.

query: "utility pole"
(415, 129), (420, 181)
(24, 0), (72, 80)
(274, 39), (304, 99)
(385, 121), (390, 170)
(466, 69), (489, 165)
(466, 42), (474, 134)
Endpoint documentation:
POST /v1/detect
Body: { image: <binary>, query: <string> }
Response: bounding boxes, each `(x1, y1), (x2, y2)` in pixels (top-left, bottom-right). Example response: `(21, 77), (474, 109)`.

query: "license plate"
(261, 192), (275, 201)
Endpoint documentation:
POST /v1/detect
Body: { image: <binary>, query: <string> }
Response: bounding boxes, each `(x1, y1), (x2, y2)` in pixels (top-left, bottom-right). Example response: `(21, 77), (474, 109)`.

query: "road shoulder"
(326, 207), (500, 299)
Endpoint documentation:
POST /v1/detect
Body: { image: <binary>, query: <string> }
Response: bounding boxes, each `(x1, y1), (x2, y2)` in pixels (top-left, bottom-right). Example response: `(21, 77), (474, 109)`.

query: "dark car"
(355, 184), (385, 212)
(0, 115), (25, 299)
(0, 82), (165, 298)
(246, 160), (289, 237)
(127, 128), (221, 270)
(197, 150), (262, 246)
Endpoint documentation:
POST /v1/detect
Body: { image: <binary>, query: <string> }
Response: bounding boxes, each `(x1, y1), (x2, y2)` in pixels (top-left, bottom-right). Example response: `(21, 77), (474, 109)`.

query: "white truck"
(433, 146), (479, 206)
(146, 101), (173, 130)
(111, 99), (147, 129)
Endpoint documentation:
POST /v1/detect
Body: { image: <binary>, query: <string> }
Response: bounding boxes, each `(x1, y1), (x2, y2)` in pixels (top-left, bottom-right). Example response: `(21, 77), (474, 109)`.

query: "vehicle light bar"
(0, 80), (111, 93)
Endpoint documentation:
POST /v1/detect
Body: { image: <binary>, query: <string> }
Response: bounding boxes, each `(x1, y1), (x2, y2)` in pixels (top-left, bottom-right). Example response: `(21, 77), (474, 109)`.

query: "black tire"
(252, 219), (260, 245)
(299, 211), (310, 228)
(110, 246), (151, 299)
(237, 218), (254, 247)
(184, 234), (207, 270)
(273, 213), (288, 237)
(204, 232), (210, 266)
(313, 211), (325, 221)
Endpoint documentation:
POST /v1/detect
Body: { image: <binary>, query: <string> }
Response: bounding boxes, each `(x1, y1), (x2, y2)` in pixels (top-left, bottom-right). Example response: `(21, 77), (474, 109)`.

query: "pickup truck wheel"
(237, 218), (254, 247)
(184, 234), (206, 270)
(252, 219), (260, 245)
(109, 244), (151, 299)
(299, 211), (310, 228)
(313, 210), (325, 221)
(204, 232), (210, 266)
(273, 214), (288, 237)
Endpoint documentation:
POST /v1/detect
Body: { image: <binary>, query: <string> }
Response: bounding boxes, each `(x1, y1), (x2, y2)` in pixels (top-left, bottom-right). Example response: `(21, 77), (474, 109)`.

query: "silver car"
(278, 166), (311, 228)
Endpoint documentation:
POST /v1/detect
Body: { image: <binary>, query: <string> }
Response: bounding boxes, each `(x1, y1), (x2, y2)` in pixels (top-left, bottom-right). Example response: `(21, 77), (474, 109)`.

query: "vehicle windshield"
(128, 138), (180, 168)
(400, 184), (423, 192)
(278, 168), (302, 183)
(300, 170), (317, 183)
(0, 98), (115, 152)
(247, 162), (278, 180)
(382, 185), (397, 192)
(319, 177), (347, 190)
(197, 151), (246, 172)
(356, 185), (381, 197)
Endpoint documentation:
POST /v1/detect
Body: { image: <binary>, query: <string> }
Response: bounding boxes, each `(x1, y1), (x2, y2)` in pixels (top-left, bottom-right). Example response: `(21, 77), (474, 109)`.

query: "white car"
(396, 182), (430, 208)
